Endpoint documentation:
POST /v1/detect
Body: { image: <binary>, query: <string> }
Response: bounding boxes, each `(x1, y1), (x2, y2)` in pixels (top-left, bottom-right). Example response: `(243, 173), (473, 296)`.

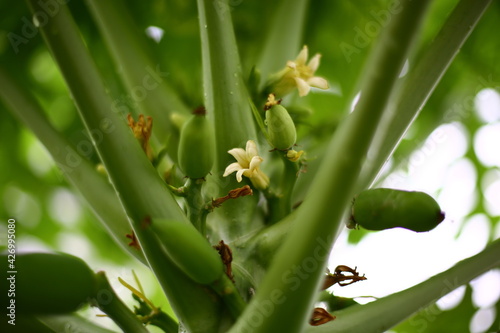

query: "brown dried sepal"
(213, 240), (234, 283)
(322, 265), (367, 290)
(309, 307), (336, 326)
(211, 185), (253, 209)
(126, 230), (140, 250)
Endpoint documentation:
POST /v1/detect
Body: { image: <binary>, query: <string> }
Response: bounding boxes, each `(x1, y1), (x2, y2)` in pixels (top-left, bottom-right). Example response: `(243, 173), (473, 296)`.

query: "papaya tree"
(1, 0), (499, 332)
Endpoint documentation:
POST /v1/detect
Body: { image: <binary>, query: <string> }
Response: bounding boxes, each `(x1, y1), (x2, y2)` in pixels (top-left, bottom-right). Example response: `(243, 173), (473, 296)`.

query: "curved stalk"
(228, 1), (433, 332)
(92, 272), (149, 333)
(359, 0), (493, 189)
(306, 238), (500, 333)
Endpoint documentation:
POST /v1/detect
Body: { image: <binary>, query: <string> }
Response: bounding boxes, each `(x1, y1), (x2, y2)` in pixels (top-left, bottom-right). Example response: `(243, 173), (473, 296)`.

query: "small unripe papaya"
(178, 107), (215, 179)
(152, 219), (223, 285)
(1, 252), (96, 314)
(265, 95), (297, 150)
(349, 188), (445, 232)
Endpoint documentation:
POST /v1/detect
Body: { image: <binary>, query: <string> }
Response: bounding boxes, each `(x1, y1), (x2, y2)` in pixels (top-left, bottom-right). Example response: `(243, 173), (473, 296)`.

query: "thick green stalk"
(0, 67), (144, 264)
(149, 311), (179, 333)
(359, 0), (493, 189)
(25, 1), (224, 331)
(85, 0), (190, 154)
(257, 0), (310, 83)
(266, 154), (300, 223)
(92, 272), (149, 333)
(184, 178), (206, 233)
(197, 0), (260, 239)
(306, 238), (500, 332)
(228, 1), (432, 332)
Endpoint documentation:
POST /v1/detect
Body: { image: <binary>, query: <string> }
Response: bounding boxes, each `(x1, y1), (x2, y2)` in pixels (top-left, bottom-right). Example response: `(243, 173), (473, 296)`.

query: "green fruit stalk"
(178, 107), (215, 179)
(349, 188), (445, 232)
(2, 252), (96, 314)
(265, 94), (297, 150)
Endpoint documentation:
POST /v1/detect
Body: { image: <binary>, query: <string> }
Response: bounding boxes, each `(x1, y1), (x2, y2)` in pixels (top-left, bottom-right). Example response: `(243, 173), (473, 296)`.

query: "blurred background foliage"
(0, 0), (499, 332)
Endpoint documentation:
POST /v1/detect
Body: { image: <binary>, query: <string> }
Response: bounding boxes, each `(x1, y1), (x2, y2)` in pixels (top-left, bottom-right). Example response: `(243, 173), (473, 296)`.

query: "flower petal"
(228, 148), (248, 166)
(249, 155), (263, 171)
(251, 169), (270, 190)
(286, 60), (297, 69)
(307, 54), (321, 72)
(245, 140), (258, 158)
(236, 169), (247, 182)
(307, 76), (329, 90)
(223, 163), (243, 177)
(294, 77), (311, 97)
(295, 45), (308, 66)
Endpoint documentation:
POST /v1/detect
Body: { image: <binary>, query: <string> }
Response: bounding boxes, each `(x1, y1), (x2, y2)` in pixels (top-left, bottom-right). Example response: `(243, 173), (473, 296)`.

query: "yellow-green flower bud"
(265, 94), (297, 150)
(178, 107), (215, 179)
(349, 188), (445, 232)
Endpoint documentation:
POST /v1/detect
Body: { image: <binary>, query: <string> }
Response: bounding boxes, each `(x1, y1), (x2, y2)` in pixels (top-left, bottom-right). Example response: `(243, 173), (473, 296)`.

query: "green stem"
(267, 153), (300, 223)
(306, 238), (500, 332)
(92, 272), (149, 333)
(228, 1), (433, 332)
(211, 275), (247, 320)
(149, 311), (178, 333)
(257, 0), (310, 84)
(185, 178), (206, 234)
(197, 0), (259, 239)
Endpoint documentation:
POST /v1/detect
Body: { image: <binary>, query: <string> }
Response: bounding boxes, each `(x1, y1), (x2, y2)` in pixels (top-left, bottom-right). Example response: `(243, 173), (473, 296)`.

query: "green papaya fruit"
(1, 252), (96, 314)
(350, 188), (445, 232)
(178, 107), (215, 179)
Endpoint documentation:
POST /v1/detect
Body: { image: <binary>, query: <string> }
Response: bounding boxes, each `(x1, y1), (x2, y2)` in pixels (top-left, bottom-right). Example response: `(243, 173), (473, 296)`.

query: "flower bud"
(265, 94), (297, 150)
(178, 107), (215, 179)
